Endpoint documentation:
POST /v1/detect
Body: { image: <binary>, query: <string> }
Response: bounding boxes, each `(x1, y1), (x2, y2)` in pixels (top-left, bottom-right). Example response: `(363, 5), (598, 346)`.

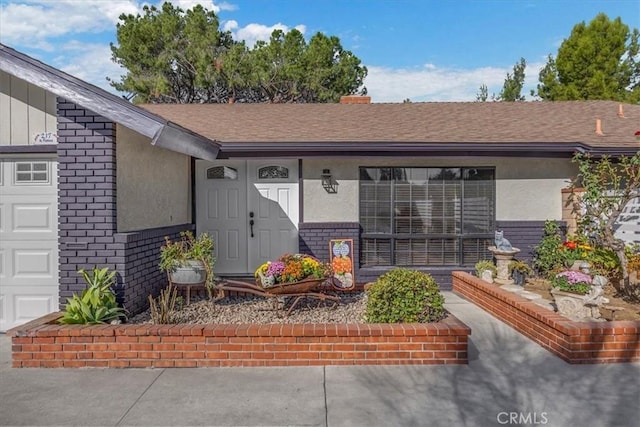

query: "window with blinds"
(359, 167), (495, 267)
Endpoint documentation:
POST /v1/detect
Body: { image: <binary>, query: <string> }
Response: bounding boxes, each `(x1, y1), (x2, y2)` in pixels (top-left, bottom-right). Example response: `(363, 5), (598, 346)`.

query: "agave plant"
(59, 267), (126, 324)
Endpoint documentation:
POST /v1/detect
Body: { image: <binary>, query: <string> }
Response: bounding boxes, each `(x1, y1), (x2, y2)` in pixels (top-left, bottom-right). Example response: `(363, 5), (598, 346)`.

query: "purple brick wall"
(115, 224), (194, 313)
(299, 220), (551, 290)
(57, 98), (194, 315)
(495, 220), (560, 262)
(57, 99), (119, 305)
(299, 221), (361, 277)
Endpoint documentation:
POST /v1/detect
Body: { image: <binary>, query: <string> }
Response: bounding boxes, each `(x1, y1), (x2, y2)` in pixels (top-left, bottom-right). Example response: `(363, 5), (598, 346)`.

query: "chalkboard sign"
(329, 239), (355, 290)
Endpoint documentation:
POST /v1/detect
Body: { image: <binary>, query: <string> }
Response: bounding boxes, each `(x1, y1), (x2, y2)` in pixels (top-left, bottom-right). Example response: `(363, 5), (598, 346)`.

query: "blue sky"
(1, 0), (638, 102)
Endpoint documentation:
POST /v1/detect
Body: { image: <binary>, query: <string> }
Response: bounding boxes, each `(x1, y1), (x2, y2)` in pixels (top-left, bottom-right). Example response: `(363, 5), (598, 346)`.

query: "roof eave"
(216, 141), (635, 158)
(1, 44), (163, 139)
(0, 44), (220, 161)
(152, 123), (220, 161)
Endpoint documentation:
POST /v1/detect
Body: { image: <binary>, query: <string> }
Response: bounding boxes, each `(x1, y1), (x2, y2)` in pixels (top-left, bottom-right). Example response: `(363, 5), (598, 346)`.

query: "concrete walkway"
(1, 292), (638, 427)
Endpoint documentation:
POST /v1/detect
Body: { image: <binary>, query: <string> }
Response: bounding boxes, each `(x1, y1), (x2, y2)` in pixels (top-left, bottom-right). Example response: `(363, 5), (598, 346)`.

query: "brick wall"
(495, 220), (562, 262)
(115, 224), (195, 314)
(10, 313), (471, 368)
(57, 98), (194, 315)
(300, 222), (511, 289)
(452, 271), (640, 364)
(57, 99), (118, 304)
(299, 221), (360, 269)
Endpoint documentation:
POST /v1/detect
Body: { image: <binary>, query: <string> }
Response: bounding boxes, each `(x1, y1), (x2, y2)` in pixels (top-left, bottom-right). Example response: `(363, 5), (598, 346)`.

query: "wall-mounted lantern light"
(321, 169), (338, 193)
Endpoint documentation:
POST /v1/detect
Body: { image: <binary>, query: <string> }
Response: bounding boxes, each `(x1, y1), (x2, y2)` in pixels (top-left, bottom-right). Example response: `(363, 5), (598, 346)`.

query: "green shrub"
(587, 246), (621, 278)
(365, 268), (446, 323)
(532, 220), (566, 277)
(475, 260), (497, 278)
(59, 267), (126, 324)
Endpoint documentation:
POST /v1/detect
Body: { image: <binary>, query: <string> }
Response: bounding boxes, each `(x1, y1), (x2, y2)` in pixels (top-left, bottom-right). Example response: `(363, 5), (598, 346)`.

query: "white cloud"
(55, 42), (127, 94)
(0, 1), (229, 47)
(171, 0), (218, 13)
(0, 1), (138, 47)
(223, 20), (307, 47)
(364, 61), (546, 102)
(216, 2), (237, 11)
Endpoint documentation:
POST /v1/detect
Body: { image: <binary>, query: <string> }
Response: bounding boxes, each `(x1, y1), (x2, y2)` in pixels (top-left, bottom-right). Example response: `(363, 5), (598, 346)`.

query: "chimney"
(595, 118), (604, 135)
(340, 95), (371, 104)
(617, 104), (625, 118)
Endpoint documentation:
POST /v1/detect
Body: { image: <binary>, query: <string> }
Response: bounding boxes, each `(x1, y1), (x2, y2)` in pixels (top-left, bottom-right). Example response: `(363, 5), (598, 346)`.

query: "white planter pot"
(169, 260), (206, 285)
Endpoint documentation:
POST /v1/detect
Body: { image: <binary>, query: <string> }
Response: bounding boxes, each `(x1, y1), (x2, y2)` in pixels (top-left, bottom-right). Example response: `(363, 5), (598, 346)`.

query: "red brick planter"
(9, 313), (470, 368)
(452, 271), (640, 364)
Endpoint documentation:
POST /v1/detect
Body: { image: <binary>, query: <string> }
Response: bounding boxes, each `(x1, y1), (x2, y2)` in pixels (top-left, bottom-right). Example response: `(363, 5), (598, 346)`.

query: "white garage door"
(0, 156), (58, 331)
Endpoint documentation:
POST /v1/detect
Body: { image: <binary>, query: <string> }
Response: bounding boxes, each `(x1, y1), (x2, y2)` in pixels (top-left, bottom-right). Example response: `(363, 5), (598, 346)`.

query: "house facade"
(143, 101), (639, 287)
(1, 44), (217, 330)
(1, 44), (638, 330)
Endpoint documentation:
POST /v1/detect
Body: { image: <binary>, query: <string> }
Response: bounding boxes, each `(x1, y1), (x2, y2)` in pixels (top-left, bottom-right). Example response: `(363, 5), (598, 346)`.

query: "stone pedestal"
(488, 246), (520, 286)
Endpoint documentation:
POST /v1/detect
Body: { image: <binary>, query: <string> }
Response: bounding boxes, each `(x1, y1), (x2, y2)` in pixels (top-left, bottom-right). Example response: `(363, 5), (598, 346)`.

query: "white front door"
(248, 160), (299, 270)
(196, 160), (299, 275)
(0, 157), (59, 331)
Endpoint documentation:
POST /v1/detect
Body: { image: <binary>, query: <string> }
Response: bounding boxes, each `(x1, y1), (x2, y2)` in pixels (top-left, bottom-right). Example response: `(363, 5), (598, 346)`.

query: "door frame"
(195, 159), (300, 275)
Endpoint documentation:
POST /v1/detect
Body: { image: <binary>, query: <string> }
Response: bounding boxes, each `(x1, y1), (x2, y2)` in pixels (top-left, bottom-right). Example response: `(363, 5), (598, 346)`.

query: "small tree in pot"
(159, 231), (215, 296)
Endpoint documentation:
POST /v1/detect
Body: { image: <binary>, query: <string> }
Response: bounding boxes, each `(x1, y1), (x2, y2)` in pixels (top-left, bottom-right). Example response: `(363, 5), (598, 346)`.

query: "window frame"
(13, 160), (50, 185)
(359, 166), (496, 267)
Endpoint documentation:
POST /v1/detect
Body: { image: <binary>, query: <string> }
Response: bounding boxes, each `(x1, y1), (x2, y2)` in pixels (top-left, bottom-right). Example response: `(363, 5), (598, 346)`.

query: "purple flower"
(266, 261), (286, 277)
(556, 270), (592, 285)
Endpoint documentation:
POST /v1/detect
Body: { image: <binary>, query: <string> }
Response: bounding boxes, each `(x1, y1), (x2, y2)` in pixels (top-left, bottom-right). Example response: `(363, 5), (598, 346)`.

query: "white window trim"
(13, 160), (51, 185)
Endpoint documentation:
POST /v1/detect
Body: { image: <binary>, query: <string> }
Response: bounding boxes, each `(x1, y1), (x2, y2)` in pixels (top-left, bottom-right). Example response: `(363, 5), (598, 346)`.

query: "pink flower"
(556, 270), (591, 285)
(266, 261), (286, 277)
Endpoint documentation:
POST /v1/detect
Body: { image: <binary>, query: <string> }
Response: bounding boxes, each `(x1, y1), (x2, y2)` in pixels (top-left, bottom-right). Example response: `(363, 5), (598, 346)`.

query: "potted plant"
(551, 270), (592, 295)
(159, 231), (215, 291)
(550, 270), (601, 319)
(508, 260), (532, 286)
(474, 259), (497, 282)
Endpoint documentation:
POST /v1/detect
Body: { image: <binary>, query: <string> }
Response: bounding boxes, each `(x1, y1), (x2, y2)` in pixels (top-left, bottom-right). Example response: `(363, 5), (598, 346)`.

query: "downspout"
(191, 157), (197, 230)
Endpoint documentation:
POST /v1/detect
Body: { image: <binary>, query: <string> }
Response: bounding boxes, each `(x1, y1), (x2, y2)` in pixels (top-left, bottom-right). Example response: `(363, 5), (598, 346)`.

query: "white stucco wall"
(302, 157), (576, 223)
(116, 124), (191, 232)
(0, 71), (57, 146)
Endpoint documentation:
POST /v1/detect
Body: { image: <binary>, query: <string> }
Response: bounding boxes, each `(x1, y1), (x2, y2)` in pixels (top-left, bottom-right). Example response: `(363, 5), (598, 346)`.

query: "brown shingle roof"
(141, 101), (640, 151)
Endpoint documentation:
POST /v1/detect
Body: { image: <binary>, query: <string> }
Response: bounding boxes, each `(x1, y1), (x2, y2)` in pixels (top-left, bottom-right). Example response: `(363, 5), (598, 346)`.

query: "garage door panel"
(14, 294), (55, 323)
(13, 204), (53, 231)
(0, 290), (56, 329)
(0, 157), (58, 331)
(14, 248), (54, 278)
(3, 241), (57, 281)
(0, 196), (57, 240)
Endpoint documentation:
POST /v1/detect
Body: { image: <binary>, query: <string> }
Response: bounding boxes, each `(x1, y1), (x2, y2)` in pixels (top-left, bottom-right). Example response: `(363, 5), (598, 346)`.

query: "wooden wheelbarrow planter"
(215, 278), (340, 316)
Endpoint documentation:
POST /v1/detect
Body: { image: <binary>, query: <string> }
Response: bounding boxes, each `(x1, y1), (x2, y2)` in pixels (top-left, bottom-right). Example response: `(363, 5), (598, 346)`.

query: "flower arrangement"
(254, 254), (331, 288)
(561, 238), (593, 267)
(552, 270), (593, 295)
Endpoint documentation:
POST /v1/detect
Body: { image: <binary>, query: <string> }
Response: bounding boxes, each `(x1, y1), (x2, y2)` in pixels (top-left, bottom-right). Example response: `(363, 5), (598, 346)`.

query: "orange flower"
(332, 256), (352, 275)
(281, 260), (304, 282)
